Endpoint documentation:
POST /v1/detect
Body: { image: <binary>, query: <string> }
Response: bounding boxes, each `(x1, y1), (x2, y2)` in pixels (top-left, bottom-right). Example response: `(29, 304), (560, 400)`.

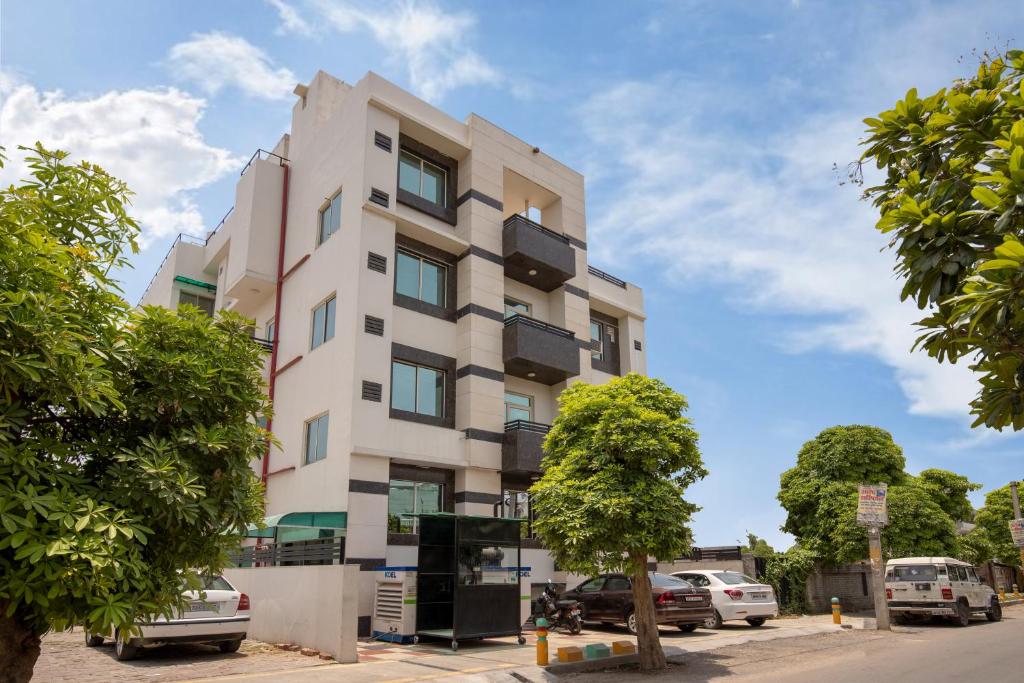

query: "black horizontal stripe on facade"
(348, 479), (389, 495)
(456, 364), (504, 382)
(564, 283), (589, 300)
(455, 491), (502, 505)
(457, 244), (503, 267)
(346, 558), (386, 571)
(456, 188), (503, 212)
(464, 428), (504, 443)
(456, 303), (504, 323)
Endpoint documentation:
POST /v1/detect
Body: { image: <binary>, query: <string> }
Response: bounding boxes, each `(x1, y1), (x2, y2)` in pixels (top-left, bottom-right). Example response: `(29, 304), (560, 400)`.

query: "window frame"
(303, 412), (329, 465)
(265, 318), (276, 343)
(399, 150), (448, 208)
(504, 298), (531, 319)
(387, 479), (445, 534)
(310, 294), (337, 351)
(391, 360), (445, 418)
(178, 290), (215, 317)
(504, 391), (533, 423)
(317, 190), (343, 246)
(396, 247), (448, 308)
(590, 312), (622, 375)
(392, 235), (457, 322)
(395, 136), (458, 225)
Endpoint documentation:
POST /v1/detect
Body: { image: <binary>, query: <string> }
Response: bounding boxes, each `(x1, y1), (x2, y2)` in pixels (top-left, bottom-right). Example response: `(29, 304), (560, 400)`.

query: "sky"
(2, 0), (1023, 550)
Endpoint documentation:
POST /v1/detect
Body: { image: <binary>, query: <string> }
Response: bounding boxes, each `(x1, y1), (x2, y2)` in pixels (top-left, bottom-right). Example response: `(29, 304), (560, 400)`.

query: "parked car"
(672, 569), (778, 629)
(885, 556), (1001, 626)
(85, 574), (250, 660)
(560, 572), (712, 634)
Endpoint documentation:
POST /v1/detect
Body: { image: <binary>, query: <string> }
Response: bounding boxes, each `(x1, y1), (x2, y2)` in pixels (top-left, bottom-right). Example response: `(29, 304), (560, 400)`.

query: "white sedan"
(85, 574), (250, 660)
(672, 570), (778, 628)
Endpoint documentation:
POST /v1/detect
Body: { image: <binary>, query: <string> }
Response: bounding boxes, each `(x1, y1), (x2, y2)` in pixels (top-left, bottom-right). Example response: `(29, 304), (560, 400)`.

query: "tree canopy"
(530, 373), (705, 671)
(778, 425), (972, 565)
(973, 485), (1021, 565)
(859, 50), (1024, 429)
(0, 146), (268, 682)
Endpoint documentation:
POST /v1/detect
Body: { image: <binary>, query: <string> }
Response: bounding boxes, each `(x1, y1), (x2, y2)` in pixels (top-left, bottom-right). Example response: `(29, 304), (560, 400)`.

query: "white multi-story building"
(140, 70), (647, 635)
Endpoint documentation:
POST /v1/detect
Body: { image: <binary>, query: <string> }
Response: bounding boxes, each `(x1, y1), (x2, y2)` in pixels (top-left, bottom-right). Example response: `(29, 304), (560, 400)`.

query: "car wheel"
(987, 599), (1002, 622)
(953, 600), (971, 627)
(626, 610), (638, 635)
(745, 617), (766, 627)
(219, 639), (242, 653)
(114, 629), (139, 661)
(703, 610), (723, 629)
(84, 630), (104, 647)
(677, 623), (698, 632)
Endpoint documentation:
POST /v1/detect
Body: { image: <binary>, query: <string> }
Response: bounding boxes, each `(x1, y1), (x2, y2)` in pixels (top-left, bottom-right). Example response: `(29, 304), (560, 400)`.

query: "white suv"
(885, 557), (1001, 626)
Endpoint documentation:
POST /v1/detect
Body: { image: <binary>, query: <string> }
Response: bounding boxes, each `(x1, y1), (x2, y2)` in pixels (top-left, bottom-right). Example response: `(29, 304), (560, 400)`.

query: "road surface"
(574, 607), (1023, 682)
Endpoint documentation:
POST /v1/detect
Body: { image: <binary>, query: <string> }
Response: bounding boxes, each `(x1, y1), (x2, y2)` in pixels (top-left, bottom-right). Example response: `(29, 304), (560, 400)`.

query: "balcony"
(502, 314), (580, 385)
(502, 420), (550, 475)
(502, 215), (576, 292)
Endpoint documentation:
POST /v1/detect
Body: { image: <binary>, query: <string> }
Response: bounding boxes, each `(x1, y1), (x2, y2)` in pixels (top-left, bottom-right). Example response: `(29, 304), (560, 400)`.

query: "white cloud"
(165, 32), (297, 100)
(266, 0), (314, 37)
(0, 77), (239, 245)
(309, 0), (502, 102)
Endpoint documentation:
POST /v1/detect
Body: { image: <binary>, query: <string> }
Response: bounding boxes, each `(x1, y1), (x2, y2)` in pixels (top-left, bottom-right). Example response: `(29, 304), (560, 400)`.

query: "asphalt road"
(571, 606), (1024, 682)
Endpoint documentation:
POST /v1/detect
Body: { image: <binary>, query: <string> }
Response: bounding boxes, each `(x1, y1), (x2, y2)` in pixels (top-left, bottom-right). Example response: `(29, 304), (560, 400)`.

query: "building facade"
(140, 71), (647, 634)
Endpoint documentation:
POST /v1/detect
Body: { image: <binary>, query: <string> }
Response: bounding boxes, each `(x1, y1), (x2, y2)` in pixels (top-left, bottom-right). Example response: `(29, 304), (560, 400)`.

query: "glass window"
(457, 544), (519, 585)
(179, 291), (215, 317)
(388, 479), (442, 533)
(391, 361), (445, 417)
(605, 577), (631, 592)
(266, 318), (275, 342)
(966, 567), (980, 583)
(504, 298), (531, 319)
(712, 572), (756, 585)
(578, 577), (606, 593)
(590, 320), (603, 360)
(502, 490), (530, 519)
(398, 150), (447, 207)
(504, 392), (533, 423)
(310, 296), (336, 350)
(651, 573), (691, 588)
(683, 574), (708, 587)
(887, 565), (939, 582)
(304, 414), (329, 465)
(318, 191), (342, 245)
(395, 248), (447, 307)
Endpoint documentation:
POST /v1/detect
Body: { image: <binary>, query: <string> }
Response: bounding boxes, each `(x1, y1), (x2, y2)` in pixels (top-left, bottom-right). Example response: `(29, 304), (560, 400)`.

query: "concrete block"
(300, 647), (319, 656)
(557, 646), (584, 662)
(611, 640), (636, 655)
(286, 644), (301, 651)
(584, 643), (611, 659)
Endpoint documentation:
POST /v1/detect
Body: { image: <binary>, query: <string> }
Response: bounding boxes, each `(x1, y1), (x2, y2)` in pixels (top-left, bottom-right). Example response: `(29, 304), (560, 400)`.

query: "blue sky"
(3, 0), (1023, 549)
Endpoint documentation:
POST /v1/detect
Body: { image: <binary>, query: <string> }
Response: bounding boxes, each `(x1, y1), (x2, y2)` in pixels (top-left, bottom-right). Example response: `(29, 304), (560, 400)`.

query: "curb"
(543, 646), (687, 675)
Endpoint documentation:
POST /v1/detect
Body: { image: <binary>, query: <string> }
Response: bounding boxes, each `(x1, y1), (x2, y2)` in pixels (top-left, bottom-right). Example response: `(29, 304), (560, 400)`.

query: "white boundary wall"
(223, 564), (359, 662)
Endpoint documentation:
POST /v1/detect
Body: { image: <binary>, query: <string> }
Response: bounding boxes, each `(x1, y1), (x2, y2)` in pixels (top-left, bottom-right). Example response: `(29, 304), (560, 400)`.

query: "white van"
(885, 557), (1000, 626)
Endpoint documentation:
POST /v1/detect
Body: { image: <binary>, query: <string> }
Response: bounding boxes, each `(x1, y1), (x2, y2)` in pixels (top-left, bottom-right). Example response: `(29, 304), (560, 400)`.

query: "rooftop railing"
(503, 213), (572, 245)
(588, 265), (627, 289)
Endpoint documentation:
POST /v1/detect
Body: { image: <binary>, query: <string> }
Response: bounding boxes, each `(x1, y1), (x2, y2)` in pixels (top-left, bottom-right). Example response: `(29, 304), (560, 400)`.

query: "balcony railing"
(504, 419), (551, 434)
(204, 206), (234, 245)
(588, 265), (627, 289)
(228, 538), (345, 567)
(240, 148), (289, 177)
(251, 337), (274, 352)
(503, 314), (575, 339)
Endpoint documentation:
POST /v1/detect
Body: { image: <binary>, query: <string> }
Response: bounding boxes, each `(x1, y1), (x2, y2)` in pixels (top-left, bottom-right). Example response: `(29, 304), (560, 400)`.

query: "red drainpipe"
(262, 161), (290, 484)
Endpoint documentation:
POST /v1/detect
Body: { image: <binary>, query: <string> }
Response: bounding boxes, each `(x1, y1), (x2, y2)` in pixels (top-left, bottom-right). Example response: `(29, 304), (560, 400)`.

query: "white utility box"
(372, 566), (417, 643)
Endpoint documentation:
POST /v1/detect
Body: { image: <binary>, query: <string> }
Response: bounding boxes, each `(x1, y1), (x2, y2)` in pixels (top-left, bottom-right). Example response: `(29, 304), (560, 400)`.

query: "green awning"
(245, 511), (347, 539)
(174, 275), (217, 292)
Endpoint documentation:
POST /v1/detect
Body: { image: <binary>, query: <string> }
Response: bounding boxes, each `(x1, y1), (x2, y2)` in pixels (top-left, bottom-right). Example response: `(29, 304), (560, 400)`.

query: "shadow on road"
(94, 641), (247, 667)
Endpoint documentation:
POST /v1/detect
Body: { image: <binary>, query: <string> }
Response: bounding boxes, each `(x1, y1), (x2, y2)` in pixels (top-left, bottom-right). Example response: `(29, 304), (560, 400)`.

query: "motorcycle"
(534, 580), (583, 634)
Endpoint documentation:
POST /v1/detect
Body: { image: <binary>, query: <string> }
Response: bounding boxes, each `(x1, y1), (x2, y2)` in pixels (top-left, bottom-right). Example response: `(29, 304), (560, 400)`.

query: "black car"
(561, 572), (713, 634)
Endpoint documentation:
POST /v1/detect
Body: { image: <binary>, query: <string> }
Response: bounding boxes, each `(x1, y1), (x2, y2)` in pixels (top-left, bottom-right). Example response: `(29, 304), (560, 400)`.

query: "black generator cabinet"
(414, 513), (526, 651)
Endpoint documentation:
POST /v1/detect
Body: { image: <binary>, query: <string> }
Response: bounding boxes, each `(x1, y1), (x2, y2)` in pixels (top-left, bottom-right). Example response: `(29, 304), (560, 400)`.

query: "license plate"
(751, 592), (767, 600)
(915, 583), (931, 591)
(188, 601), (217, 612)
(684, 595), (704, 602)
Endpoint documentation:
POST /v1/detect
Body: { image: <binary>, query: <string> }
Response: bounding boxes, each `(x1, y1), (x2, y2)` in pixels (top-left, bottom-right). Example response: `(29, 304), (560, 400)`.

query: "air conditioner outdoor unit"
(372, 567), (417, 643)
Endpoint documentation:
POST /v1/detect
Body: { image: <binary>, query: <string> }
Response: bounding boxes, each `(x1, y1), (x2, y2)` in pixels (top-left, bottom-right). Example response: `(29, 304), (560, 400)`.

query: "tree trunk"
(629, 552), (667, 671)
(0, 609), (42, 683)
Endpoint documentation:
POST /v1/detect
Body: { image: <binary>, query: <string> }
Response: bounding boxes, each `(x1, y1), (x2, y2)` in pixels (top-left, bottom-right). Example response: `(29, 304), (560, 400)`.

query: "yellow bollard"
(1014, 584), (1021, 600)
(1000, 587), (1007, 602)
(831, 597), (842, 625)
(536, 618), (549, 666)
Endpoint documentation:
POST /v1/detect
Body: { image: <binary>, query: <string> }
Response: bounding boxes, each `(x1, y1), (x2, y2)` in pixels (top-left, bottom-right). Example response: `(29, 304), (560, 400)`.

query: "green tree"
(530, 374), (706, 671)
(955, 526), (996, 566)
(974, 485), (1021, 565)
(778, 426), (961, 564)
(918, 468), (981, 523)
(0, 146), (268, 682)
(742, 532), (775, 559)
(859, 50), (1024, 429)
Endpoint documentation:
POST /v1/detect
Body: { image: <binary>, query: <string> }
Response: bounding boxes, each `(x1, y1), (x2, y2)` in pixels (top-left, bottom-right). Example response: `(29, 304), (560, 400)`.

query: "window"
(504, 392), (533, 422)
(310, 296), (336, 350)
(578, 577), (606, 593)
(391, 360), (445, 417)
(179, 291), (215, 317)
(504, 298), (531, 319)
(605, 577), (631, 592)
(590, 319), (617, 360)
(683, 574), (710, 588)
(712, 572), (757, 585)
(966, 567), (980, 583)
(396, 249), (446, 306)
(887, 565), (939, 582)
(398, 150), (447, 207)
(388, 480), (443, 533)
(651, 573), (691, 588)
(265, 318), (275, 342)
(303, 413), (329, 465)
(318, 191), (342, 245)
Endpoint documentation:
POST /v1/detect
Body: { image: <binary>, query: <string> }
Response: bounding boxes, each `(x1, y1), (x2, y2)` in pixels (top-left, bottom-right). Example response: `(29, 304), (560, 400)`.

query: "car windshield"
(887, 565), (938, 582)
(651, 573), (691, 588)
(712, 572), (757, 585)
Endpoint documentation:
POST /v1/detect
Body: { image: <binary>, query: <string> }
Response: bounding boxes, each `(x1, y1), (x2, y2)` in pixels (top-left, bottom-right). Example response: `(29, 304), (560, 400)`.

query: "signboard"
(857, 484), (888, 527)
(1009, 519), (1024, 548)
